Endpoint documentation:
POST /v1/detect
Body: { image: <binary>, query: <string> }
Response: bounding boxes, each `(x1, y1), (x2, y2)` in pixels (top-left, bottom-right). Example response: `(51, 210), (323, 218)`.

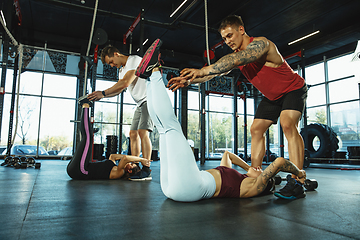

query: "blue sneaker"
(274, 175), (306, 200)
(129, 169), (152, 181)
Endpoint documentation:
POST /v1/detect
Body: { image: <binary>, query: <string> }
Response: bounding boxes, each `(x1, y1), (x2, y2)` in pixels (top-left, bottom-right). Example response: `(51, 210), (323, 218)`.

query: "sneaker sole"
(78, 95), (93, 106)
(129, 176), (152, 181)
(78, 94), (89, 101)
(274, 192), (306, 200)
(135, 39), (162, 78)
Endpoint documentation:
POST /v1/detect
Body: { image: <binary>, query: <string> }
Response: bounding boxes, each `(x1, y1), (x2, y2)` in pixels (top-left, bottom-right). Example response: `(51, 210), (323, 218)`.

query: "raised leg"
(66, 104), (92, 179)
(146, 70), (215, 201)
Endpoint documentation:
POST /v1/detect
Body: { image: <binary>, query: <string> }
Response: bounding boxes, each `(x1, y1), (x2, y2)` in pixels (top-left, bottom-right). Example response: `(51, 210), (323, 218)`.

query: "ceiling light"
(0, 10), (6, 27)
(170, 0), (187, 18)
(288, 30), (320, 45)
(142, 39), (148, 45)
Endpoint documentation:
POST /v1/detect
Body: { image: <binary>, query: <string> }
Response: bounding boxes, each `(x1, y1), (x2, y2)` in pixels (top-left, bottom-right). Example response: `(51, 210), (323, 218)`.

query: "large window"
(305, 62), (325, 85)
(188, 91), (200, 150)
(92, 79), (122, 148)
(207, 94), (233, 158)
(1, 71), (77, 155)
(330, 102), (359, 151)
(1, 47), (80, 156)
(304, 53), (360, 152)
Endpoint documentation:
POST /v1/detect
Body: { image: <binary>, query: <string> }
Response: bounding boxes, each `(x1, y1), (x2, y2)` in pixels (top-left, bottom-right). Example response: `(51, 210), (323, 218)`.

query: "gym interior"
(1, 1), (360, 239)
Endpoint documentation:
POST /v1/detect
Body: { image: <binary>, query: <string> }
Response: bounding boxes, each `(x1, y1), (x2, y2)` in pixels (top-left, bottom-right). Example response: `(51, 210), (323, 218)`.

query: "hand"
(247, 166), (263, 178)
(167, 76), (190, 92)
(140, 158), (152, 167)
(297, 170), (306, 184)
(180, 68), (205, 81)
(87, 91), (104, 102)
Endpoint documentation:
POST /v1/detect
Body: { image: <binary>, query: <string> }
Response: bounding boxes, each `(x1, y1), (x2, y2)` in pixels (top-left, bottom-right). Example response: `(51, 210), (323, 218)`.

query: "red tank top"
(214, 166), (248, 198)
(238, 37), (305, 100)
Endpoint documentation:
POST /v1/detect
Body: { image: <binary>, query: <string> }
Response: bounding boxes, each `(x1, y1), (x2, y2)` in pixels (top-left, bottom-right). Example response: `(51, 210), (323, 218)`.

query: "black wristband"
(102, 90), (106, 97)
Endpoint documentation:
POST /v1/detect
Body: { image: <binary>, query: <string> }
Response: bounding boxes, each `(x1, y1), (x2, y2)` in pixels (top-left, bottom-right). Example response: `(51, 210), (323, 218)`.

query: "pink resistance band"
(80, 108), (90, 175)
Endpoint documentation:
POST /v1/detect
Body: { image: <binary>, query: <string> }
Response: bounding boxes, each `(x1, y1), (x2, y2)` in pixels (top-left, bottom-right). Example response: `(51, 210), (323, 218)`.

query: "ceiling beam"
(32, 0), (218, 32)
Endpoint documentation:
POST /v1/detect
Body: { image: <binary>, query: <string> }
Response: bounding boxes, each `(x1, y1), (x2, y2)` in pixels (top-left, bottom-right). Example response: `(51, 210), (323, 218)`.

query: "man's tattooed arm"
(266, 159), (300, 178)
(205, 40), (267, 76)
(255, 158), (305, 195)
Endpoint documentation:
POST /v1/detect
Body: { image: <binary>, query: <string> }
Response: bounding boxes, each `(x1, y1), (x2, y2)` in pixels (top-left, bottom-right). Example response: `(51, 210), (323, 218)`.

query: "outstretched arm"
(87, 70), (137, 101)
(203, 39), (268, 76)
(167, 75), (214, 92)
(167, 69), (233, 92)
(180, 39), (269, 82)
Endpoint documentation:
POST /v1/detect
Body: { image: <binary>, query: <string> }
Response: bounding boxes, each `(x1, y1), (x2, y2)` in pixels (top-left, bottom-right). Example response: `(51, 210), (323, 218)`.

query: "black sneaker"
(129, 169), (152, 181)
(135, 39), (162, 79)
(274, 175), (306, 200)
(78, 94), (93, 107)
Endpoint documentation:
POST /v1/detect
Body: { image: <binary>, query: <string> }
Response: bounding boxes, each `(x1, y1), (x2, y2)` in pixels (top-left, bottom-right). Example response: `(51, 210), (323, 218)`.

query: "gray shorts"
(130, 101), (154, 132)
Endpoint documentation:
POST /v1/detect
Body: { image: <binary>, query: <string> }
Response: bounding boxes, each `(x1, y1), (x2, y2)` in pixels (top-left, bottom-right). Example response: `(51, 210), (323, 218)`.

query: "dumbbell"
(304, 179), (318, 191)
(19, 156), (28, 168)
(274, 174), (318, 191)
(13, 157), (22, 169)
(35, 162), (41, 169)
(274, 175), (288, 185)
(27, 157), (35, 165)
(1, 156), (13, 166)
(26, 157), (41, 169)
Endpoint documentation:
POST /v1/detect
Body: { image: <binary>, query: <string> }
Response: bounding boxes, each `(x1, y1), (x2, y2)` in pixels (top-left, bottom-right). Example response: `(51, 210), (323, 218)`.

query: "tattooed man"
(168, 15), (308, 199)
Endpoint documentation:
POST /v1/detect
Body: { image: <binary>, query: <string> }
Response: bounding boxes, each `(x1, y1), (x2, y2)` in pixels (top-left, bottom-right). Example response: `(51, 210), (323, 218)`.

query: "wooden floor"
(1, 159), (360, 240)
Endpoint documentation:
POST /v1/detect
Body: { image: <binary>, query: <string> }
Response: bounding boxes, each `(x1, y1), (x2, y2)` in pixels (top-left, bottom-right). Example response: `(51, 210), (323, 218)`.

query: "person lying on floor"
(66, 101), (151, 180)
(136, 38), (306, 202)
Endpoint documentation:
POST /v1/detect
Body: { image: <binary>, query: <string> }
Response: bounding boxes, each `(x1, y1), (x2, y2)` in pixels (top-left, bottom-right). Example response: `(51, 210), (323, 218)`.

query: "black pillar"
(6, 54), (19, 155)
(90, 56), (98, 119)
(266, 130), (270, 163)
(243, 91), (248, 161)
(179, 87), (188, 138)
(200, 83), (206, 165)
(139, 9), (145, 56)
(174, 89), (178, 116)
(232, 77), (238, 155)
(75, 47), (87, 152)
(0, 36), (10, 143)
(301, 49), (308, 150)
(279, 125), (284, 157)
(119, 92), (124, 153)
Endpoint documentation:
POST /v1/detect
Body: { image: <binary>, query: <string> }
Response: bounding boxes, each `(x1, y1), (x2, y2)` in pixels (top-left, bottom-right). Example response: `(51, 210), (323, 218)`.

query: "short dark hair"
(100, 45), (120, 64)
(218, 15), (244, 32)
(122, 164), (141, 179)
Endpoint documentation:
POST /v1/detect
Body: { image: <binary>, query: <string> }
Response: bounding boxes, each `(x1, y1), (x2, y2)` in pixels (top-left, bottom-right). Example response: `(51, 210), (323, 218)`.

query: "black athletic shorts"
(254, 84), (308, 123)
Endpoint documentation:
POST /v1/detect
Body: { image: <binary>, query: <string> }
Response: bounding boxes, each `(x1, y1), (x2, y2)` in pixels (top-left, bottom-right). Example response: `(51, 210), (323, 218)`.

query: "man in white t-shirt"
(87, 45), (154, 181)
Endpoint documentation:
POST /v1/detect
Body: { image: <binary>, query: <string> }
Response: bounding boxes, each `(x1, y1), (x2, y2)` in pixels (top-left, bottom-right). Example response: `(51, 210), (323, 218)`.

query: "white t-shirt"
(118, 55), (147, 106)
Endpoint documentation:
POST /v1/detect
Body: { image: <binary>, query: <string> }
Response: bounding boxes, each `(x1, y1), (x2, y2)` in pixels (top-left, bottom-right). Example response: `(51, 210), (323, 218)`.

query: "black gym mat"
(0, 160), (359, 239)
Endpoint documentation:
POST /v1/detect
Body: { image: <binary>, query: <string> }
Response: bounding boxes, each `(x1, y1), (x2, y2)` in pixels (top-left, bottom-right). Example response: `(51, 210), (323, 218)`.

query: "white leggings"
(146, 71), (216, 202)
